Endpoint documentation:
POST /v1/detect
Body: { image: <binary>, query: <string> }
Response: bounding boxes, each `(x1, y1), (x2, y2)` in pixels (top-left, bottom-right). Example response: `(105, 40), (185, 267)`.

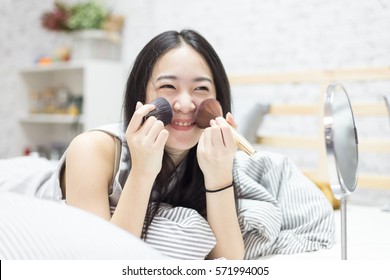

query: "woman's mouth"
(170, 119), (195, 130)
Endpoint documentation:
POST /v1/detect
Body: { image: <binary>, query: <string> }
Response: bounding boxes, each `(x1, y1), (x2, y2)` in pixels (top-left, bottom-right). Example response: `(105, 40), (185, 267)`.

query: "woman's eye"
(160, 84), (175, 89)
(194, 86), (209, 92)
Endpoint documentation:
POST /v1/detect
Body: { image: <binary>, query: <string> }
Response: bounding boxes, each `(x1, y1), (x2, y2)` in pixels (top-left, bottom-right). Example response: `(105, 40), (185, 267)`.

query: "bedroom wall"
(1, 0), (389, 183)
(116, 0), (390, 178)
(0, 0), (70, 158)
(119, 0), (390, 72)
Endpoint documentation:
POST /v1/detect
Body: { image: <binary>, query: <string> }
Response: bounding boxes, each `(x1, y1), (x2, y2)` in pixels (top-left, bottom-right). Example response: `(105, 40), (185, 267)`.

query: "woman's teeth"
(173, 121), (193, 127)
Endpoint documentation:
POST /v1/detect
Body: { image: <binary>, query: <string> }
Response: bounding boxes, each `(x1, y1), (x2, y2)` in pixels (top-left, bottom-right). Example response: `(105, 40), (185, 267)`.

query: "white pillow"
(0, 191), (166, 259)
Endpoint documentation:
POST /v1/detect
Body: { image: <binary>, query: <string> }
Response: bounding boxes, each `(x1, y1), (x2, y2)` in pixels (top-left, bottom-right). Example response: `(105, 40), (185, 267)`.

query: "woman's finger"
(136, 101), (143, 110)
(210, 120), (225, 147)
(127, 103), (156, 133)
(202, 127), (212, 151)
(215, 117), (235, 148)
(225, 112), (238, 129)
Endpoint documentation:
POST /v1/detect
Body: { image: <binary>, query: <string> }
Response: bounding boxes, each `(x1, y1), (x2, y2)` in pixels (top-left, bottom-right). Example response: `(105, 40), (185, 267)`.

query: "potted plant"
(41, 0), (124, 61)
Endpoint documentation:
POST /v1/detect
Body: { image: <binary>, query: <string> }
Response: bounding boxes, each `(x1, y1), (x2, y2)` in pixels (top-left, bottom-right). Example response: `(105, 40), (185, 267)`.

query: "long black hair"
(123, 30), (232, 238)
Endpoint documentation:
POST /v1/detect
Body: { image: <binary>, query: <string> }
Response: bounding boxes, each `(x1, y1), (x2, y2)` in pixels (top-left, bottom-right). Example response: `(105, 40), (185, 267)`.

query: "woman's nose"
(173, 93), (196, 113)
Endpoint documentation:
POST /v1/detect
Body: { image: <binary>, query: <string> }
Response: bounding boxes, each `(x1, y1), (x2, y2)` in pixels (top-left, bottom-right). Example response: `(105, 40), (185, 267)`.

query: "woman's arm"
(112, 102), (168, 237)
(65, 103), (168, 238)
(197, 116), (245, 260)
(205, 186), (244, 260)
(65, 131), (117, 221)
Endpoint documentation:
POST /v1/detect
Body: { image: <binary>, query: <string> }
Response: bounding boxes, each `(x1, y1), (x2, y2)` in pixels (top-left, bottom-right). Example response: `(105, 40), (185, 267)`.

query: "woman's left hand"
(197, 116), (237, 190)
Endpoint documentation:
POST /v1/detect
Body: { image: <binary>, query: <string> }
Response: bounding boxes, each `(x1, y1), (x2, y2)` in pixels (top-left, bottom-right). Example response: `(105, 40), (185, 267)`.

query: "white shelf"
(17, 60), (125, 155)
(19, 114), (84, 124)
(20, 60), (120, 74)
(20, 62), (84, 73)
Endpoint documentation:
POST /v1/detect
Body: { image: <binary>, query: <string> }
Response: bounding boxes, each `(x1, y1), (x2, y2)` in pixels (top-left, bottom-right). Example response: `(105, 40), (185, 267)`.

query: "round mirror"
(324, 84), (359, 198)
(323, 84), (359, 260)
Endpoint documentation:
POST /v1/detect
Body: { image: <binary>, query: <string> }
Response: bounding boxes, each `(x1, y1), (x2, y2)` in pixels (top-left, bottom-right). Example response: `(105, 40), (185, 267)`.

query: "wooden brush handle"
(229, 126), (256, 156)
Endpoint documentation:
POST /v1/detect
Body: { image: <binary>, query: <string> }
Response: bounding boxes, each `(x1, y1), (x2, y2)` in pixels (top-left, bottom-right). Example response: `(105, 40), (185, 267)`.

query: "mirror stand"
(340, 196), (347, 260)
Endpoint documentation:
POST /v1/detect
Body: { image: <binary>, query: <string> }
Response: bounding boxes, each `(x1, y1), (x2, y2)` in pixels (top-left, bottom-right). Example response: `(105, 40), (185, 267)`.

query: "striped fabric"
(233, 151), (335, 259)
(141, 151), (335, 260)
(145, 204), (216, 259)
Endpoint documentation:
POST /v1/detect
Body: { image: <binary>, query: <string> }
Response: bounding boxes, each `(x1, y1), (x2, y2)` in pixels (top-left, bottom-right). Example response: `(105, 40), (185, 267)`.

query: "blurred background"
(0, 0), (389, 205)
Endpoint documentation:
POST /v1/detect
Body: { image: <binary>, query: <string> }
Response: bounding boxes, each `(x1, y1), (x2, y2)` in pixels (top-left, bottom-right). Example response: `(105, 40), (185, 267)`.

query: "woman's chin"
(166, 140), (198, 152)
(165, 132), (200, 154)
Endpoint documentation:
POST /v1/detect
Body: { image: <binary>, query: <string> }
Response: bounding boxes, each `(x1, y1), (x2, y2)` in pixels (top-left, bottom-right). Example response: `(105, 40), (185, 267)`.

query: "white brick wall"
(117, 0), (390, 72)
(0, 0), (72, 157)
(1, 0), (389, 176)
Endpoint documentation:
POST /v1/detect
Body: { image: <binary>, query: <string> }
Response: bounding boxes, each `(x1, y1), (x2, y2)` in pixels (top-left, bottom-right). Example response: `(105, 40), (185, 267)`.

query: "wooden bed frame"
(229, 67), (390, 190)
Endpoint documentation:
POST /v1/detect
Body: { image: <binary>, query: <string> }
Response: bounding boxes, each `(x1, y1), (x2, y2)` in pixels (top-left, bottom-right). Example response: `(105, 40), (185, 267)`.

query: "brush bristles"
(195, 98), (223, 128)
(144, 97), (173, 126)
(195, 98), (256, 157)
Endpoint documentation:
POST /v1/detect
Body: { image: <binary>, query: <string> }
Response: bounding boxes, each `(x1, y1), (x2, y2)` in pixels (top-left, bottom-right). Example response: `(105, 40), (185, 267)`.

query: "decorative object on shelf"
(40, 0), (124, 61)
(28, 86), (83, 116)
(41, 1), (118, 32)
(36, 47), (71, 65)
(18, 61), (124, 160)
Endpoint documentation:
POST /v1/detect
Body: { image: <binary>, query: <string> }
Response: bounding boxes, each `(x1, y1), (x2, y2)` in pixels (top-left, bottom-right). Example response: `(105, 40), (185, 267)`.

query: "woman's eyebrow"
(156, 75), (177, 81)
(156, 75), (213, 84)
(193, 77), (213, 84)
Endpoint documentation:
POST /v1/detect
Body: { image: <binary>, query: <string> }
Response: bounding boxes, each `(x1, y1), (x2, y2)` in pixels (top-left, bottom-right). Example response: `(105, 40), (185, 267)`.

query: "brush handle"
(229, 126), (256, 156)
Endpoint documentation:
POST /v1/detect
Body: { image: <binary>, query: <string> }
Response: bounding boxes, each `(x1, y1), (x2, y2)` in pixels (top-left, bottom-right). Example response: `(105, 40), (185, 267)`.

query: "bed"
(260, 203), (390, 260)
(0, 191), (166, 259)
(0, 152), (336, 260)
(1, 189), (389, 260)
(230, 67), (390, 260)
(0, 135), (388, 260)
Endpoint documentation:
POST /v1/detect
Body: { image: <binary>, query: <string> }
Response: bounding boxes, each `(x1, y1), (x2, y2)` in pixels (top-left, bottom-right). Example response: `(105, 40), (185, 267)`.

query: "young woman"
(62, 29), (244, 259)
(59, 30), (335, 260)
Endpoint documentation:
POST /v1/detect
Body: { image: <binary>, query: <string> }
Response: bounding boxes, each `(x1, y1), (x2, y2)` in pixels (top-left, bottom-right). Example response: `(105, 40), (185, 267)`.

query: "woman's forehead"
(151, 45), (213, 81)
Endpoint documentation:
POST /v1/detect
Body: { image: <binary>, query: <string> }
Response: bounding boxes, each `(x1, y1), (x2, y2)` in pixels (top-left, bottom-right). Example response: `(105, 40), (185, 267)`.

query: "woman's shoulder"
(67, 130), (116, 162)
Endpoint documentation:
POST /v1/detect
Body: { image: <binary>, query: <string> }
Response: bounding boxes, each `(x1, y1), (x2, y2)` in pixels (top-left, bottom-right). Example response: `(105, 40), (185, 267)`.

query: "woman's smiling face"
(146, 43), (216, 159)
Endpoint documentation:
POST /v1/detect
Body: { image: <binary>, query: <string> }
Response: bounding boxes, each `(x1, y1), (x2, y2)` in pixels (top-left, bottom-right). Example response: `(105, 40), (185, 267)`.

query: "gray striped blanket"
(144, 151), (335, 260)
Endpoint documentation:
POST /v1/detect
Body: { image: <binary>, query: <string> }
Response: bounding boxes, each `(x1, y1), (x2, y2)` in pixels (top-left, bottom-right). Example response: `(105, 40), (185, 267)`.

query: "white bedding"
(2, 190), (387, 260)
(0, 191), (166, 259)
(259, 203), (390, 260)
(3, 189), (387, 260)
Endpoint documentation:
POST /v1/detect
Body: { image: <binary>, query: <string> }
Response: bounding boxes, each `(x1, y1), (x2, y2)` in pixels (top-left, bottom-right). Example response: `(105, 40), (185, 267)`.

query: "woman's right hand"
(125, 102), (169, 179)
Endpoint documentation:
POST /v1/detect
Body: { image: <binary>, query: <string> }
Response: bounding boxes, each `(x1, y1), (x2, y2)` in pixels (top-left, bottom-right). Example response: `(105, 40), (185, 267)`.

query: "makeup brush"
(144, 97), (173, 126)
(195, 98), (256, 156)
